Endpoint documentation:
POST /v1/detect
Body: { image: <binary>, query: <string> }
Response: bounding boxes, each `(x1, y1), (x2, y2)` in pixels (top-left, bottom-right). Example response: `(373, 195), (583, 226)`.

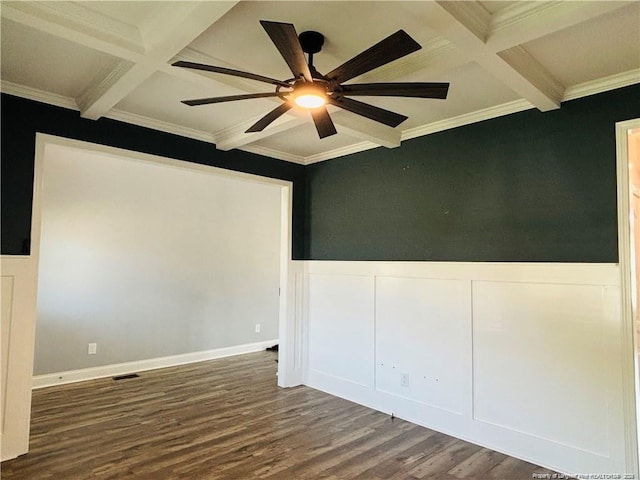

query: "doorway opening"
(32, 134), (295, 386)
(2, 133), (304, 460)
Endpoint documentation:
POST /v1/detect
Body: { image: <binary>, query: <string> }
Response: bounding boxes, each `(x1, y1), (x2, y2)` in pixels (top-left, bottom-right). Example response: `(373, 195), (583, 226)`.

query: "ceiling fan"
(173, 21), (449, 139)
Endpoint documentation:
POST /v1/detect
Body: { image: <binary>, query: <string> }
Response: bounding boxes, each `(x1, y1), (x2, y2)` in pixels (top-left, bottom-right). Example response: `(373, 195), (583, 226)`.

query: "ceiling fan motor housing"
(298, 31), (325, 54)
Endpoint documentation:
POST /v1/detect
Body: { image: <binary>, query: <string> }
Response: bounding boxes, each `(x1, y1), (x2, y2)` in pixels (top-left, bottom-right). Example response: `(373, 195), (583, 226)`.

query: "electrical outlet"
(88, 343), (97, 355)
(255, 323), (261, 333)
(400, 373), (409, 388)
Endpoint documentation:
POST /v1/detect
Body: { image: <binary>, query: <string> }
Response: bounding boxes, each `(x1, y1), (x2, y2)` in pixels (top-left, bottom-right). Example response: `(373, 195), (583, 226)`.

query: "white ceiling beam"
(432, 1), (562, 111)
(331, 111), (402, 149)
(77, 61), (155, 120)
(496, 46), (564, 108)
(79, 2), (239, 120)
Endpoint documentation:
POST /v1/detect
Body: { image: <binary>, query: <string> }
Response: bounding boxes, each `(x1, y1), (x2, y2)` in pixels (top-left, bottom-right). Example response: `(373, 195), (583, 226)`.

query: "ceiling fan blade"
(310, 106), (337, 139)
(182, 92), (282, 106)
(325, 30), (421, 84)
(172, 61), (290, 88)
(260, 21), (313, 82)
(246, 102), (293, 133)
(328, 96), (407, 128)
(338, 82), (449, 99)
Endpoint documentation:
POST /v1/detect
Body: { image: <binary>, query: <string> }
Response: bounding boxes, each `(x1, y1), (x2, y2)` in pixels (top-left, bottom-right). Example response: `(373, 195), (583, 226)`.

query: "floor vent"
(112, 373), (140, 381)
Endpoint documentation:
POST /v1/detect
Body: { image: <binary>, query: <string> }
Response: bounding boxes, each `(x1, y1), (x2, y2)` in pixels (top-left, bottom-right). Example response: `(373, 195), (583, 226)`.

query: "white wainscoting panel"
(375, 276), (471, 416)
(307, 274), (375, 389)
(472, 281), (613, 457)
(301, 261), (633, 477)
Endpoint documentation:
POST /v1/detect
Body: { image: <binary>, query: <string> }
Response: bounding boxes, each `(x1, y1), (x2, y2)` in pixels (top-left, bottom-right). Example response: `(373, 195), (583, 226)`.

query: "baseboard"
(32, 339), (279, 389)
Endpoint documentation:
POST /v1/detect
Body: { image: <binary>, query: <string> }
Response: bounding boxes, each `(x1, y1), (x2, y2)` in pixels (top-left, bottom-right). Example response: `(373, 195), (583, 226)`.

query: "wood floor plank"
(1, 351), (556, 479)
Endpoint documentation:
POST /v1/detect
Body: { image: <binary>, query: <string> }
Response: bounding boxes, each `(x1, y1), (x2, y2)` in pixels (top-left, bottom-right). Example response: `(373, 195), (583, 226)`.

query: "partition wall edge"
(0, 135), (45, 460)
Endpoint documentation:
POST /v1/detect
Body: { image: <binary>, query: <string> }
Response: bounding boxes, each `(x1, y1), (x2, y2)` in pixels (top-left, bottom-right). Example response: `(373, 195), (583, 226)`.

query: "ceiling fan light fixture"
(292, 82), (327, 109)
(176, 21), (450, 139)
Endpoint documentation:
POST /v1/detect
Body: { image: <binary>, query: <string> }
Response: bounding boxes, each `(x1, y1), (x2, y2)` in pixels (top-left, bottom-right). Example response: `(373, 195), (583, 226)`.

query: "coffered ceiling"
(2, 1), (638, 164)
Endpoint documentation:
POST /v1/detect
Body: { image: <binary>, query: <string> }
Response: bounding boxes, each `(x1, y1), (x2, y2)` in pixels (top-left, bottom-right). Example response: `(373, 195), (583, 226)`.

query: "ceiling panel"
(77, 1), (164, 29)
(186, 1), (443, 83)
(115, 71), (283, 134)
(522, 2), (640, 87)
(0, 18), (121, 98)
(333, 62), (521, 131)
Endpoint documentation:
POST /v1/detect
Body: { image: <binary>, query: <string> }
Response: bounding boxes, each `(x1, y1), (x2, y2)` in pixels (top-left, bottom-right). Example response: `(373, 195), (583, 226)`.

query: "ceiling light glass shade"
(295, 94), (326, 108)
(292, 83), (327, 108)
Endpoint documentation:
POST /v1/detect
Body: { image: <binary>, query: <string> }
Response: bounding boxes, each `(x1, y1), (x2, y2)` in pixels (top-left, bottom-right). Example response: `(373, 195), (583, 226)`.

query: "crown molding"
(4, 69), (639, 167)
(0, 80), (218, 145)
(1, 81), (79, 110)
(489, 1), (563, 37)
(106, 109), (216, 145)
(303, 142), (380, 165)
(241, 145), (306, 165)
(562, 69), (640, 102)
(402, 99), (534, 142)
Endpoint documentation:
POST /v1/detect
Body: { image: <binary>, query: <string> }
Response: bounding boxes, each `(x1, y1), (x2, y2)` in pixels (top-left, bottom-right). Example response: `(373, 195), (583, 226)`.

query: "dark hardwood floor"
(1, 351), (555, 479)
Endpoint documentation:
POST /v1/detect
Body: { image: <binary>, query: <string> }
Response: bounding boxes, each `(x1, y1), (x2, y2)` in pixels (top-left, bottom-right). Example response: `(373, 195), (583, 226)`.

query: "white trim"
(241, 145), (307, 165)
(303, 142), (379, 165)
(1, 81), (78, 110)
(616, 118), (640, 479)
(563, 69), (640, 102)
(304, 260), (620, 286)
(490, 1), (561, 37)
(107, 108), (217, 144)
(401, 100), (534, 142)
(33, 133), (292, 188)
(0, 81), (218, 145)
(32, 340), (279, 389)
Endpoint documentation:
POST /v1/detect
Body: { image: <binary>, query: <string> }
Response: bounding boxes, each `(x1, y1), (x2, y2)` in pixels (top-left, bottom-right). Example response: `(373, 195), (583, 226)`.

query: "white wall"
(302, 261), (632, 476)
(35, 144), (281, 376)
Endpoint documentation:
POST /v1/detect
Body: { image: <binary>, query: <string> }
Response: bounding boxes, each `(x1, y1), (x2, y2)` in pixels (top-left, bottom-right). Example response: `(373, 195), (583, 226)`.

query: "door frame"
(615, 117), (640, 476)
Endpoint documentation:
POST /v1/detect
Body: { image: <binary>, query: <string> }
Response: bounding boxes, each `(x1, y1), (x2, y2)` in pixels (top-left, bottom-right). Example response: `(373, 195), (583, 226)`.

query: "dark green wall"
(3, 86), (639, 262)
(305, 85), (640, 262)
(0, 94), (306, 258)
